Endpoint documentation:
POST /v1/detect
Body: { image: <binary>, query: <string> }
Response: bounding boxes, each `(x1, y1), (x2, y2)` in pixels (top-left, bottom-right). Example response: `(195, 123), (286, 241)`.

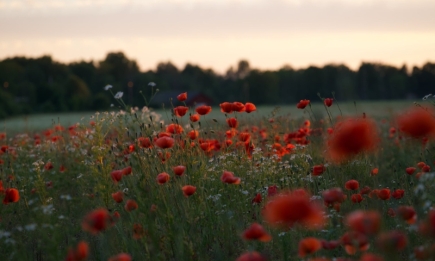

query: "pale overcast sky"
(0, 0), (434, 73)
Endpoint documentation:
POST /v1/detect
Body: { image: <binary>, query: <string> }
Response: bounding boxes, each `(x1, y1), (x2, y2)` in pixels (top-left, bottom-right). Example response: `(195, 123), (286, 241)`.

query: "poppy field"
(2, 92), (435, 261)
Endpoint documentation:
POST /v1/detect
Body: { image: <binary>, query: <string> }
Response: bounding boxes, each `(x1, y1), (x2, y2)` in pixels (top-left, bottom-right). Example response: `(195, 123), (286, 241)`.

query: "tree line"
(0, 52), (434, 118)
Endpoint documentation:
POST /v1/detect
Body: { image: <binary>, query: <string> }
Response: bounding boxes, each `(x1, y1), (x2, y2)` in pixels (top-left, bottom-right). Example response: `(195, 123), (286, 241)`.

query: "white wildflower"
(148, 82), (156, 87)
(114, 92), (124, 99)
(104, 84), (113, 91)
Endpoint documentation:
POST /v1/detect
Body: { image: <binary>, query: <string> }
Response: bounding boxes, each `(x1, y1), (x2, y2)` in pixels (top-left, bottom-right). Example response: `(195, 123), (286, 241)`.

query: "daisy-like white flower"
(114, 92), (124, 99)
(104, 84), (113, 91)
(148, 82), (156, 87)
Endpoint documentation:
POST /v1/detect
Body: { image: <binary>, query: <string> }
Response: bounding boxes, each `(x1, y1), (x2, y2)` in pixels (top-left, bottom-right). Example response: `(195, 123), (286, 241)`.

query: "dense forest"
(0, 52), (434, 118)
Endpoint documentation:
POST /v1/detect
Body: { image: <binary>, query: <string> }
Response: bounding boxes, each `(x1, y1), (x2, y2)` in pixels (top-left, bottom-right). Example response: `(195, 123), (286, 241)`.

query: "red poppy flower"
(235, 251), (267, 261)
(65, 241), (89, 261)
(220, 102), (233, 113)
(345, 180), (359, 190)
(173, 165), (186, 176)
(190, 114), (200, 122)
(297, 99), (310, 109)
(195, 105), (212, 115)
(392, 189), (404, 199)
(3, 188), (20, 205)
(378, 189), (391, 200)
(321, 240), (340, 250)
(227, 118), (239, 128)
(262, 190), (325, 230)
(182, 185), (196, 197)
(124, 199), (138, 212)
(138, 137), (152, 148)
(82, 208), (112, 234)
(346, 210), (381, 235)
(252, 193), (262, 204)
(177, 92), (187, 101)
(239, 132), (251, 142)
(267, 185), (278, 197)
(397, 107), (435, 139)
(111, 170), (123, 184)
(376, 230), (408, 252)
(155, 136), (174, 149)
(322, 188), (345, 206)
(370, 168), (379, 176)
(417, 162), (426, 169)
(232, 102), (246, 112)
(108, 253), (132, 261)
(132, 223), (145, 240)
(397, 206), (417, 224)
(298, 237), (322, 257)
(111, 191), (124, 203)
(166, 124), (183, 134)
(312, 165), (326, 176)
(245, 102), (256, 113)
(188, 130), (199, 140)
(351, 194), (363, 203)
(44, 162), (54, 171)
(326, 117), (379, 163)
(174, 106), (188, 117)
(157, 172), (170, 184)
(221, 170), (241, 184)
(324, 98), (333, 107)
(242, 223), (272, 242)
(340, 231), (370, 255)
(360, 186), (371, 195)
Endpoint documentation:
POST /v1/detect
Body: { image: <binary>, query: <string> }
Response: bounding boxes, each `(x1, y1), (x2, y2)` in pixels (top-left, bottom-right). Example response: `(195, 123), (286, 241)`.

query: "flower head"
(114, 92), (124, 99)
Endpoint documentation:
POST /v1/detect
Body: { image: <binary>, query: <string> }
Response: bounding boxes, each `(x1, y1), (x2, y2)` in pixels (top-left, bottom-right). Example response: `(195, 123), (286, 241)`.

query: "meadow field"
(1, 96), (435, 261)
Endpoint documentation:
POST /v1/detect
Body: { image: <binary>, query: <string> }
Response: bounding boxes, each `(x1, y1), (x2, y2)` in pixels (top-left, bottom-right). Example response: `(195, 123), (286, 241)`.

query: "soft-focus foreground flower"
(298, 237), (322, 257)
(182, 185), (196, 197)
(236, 251), (267, 261)
(3, 188), (20, 205)
(108, 253), (132, 261)
(397, 107), (435, 139)
(65, 241), (89, 261)
(262, 189), (326, 230)
(326, 117), (379, 164)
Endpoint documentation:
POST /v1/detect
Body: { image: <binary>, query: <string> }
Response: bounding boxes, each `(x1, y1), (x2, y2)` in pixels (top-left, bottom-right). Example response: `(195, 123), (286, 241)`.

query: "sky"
(1, 0), (434, 73)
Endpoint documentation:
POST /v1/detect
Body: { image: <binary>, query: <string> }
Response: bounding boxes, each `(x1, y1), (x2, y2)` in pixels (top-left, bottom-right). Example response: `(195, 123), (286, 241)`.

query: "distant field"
(0, 100), (420, 132)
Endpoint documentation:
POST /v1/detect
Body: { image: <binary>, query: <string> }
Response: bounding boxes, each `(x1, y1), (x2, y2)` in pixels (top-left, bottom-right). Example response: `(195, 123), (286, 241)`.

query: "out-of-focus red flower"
(267, 185), (278, 197)
(345, 180), (359, 190)
(3, 188), (19, 205)
(312, 165), (326, 176)
(298, 237), (322, 257)
(124, 199), (138, 212)
(235, 251), (267, 261)
(392, 189), (405, 199)
(188, 130), (199, 140)
(324, 98), (333, 107)
(227, 117), (239, 128)
(262, 190), (325, 230)
(195, 105), (212, 115)
(190, 114), (200, 122)
(326, 117), (379, 164)
(376, 230), (408, 252)
(111, 170), (123, 184)
(82, 208), (112, 234)
(111, 191), (124, 203)
(157, 172), (170, 184)
(360, 186), (371, 195)
(174, 106), (189, 117)
(351, 194), (363, 203)
(346, 210), (381, 235)
(166, 123), (183, 134)
(138, 137), (152, 148)
(245, 102), (257, 113)
(182, 185), (196, 197)
(220, 102), (233, 113)
(173, 165), (186, 176)
(370, 168), (379, 176)
(340, 231), (370, 255)
(252, 193), (262, 204)
(108, 253), (132, 261)
(65, 241), (89, 261)
(397, 206), (417, 224)
(155, 136), (174, 149)
(44, 162), (54, 171)
(177, 92), (187, 101)
(321, 240), (340, 250)
(242, 223), (272, 242)
(232, 102), (246, 112)
(297, 99), (310, 109)
(132, 223), (145, 240)
(359, 253), (384, 261)
(397, 107), (435, 139)
(378, 189), (391, 200)
(221, 170), (241, 184)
